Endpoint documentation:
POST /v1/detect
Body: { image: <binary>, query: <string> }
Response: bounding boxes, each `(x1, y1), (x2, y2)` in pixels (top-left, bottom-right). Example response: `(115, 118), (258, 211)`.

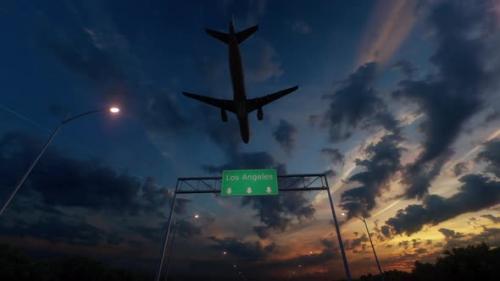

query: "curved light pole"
(0, 106), (121, 216)
(342, 213), (384, 280)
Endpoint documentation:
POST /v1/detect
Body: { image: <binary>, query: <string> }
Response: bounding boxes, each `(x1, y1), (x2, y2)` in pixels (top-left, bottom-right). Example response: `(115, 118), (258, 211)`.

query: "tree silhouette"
(357, 243), (500, 281)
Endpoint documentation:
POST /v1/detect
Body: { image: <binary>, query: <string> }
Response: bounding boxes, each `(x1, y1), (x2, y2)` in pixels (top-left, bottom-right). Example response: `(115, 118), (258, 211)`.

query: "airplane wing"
(246, 86), (299, 112)
(182, 92), (236, 113)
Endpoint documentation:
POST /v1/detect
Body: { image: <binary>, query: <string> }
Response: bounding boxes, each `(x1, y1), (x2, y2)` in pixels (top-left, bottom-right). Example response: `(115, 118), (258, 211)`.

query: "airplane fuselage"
(227, 32), (250, 143)
(183, 23), (298, 144)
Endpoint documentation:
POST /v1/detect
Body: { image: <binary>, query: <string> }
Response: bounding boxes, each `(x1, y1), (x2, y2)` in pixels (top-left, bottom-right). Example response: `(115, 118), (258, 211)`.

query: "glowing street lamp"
(109, 106), (120, 114)
(341, 212), (385, 279)
(0, 106), (121, 216)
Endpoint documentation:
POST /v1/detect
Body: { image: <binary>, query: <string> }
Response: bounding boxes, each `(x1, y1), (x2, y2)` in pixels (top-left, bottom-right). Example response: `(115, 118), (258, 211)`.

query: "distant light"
(341, 212), (346, 216)
(223, 251), (227, 255)
(109, 106), (120, 114)
(309, 251), (313, 255)
(194, 214), (200, 219)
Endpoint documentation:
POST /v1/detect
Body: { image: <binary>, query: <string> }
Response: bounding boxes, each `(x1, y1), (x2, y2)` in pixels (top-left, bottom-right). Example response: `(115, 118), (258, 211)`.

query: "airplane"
(182, 21), (298, 143)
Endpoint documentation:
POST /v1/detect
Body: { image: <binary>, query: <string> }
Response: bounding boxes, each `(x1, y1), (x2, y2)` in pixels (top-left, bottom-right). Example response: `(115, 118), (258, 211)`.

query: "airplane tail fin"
(205, 29), (231, 44)
(205, 25), (258, 44)
(235, 25), (258, 43)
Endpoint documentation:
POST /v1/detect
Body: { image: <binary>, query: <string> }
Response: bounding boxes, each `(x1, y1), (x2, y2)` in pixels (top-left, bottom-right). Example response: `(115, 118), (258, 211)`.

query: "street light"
(0, 106), (121, 216)
(342, 212), (385, 280)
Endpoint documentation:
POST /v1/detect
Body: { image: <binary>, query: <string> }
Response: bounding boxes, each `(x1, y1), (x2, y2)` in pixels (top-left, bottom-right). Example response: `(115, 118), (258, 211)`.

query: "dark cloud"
(242, 191), (315, 236)
(345, 234), (368, 252)
(253, 226), (270, 239)
(402, 152), (452, 199)
(438, 228), (464, 240)
(246, 42), (284, 83)
(392, 60), (417, 78)
(273, 119), (297, 155)
(263, 238), (338, 269)
(453, 162), (468, 177)
(393, 0), (498, 199)
(41, 26), (124, 85)
(340, 134), (403, 218)
(320, 148), (344, 165)
(203, 151), (285, 174)
(203, 151), (314, 237)
(0, 132), (174, 214)
(481, 214), (500, 223)
(385, 174), (500, 236)
(0, 215), (103, 246)
(381, 225), (391, 237)
(139, 89), (190, 137)
(440, 227), (500, 249)
(322, 62), (398, 142)
(0, 131), (197, 252)
(477, 140), (500, 177)
(210, 237), (275, 261)
(483, 110), (500, 124)
(174, 219), (202, 238)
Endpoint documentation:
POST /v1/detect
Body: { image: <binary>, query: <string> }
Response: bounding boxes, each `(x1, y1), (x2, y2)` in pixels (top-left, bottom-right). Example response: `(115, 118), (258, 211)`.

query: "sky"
(1, 0), (500, 280)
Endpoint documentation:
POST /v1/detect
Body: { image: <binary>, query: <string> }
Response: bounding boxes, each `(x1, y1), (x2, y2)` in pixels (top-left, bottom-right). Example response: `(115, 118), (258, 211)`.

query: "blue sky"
(1, 0), (500, 280)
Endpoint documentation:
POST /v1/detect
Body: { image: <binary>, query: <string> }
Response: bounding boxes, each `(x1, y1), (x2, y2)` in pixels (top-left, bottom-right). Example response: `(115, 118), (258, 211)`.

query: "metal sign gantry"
(155, 173), (352, 281)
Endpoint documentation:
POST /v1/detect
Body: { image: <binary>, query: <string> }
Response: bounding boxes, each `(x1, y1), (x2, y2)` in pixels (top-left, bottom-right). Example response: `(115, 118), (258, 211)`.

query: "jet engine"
(257, 107), (263, 120)
(221, 109), (228, 122)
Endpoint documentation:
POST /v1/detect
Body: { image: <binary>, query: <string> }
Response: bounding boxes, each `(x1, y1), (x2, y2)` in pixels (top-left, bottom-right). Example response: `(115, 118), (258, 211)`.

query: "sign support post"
(155, 179), (179, 281)
(325, 176), (352, 281)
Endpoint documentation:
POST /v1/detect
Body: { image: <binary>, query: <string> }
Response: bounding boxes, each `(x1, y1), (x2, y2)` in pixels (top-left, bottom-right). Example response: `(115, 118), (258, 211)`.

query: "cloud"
(340, 134), (403, 218)
(438, 228), (464, 240)
(262, 238), (338, 269)
(345, 233), (368, 252)
(392, 60), (417, 78)
(273, 119), (297, 155)
(174, 219), (202, 238)
(203, 151), (314, 237)
(42, 27), (124, 85)
(394, 0), (498, 199)
(209, 237), (275, 261)
(203, 151), (285, 174)
(453, 162), (468, 177)
(0, 131), (198, 251)
(384, 174), (500, 236)
(320, 148), (344, 165)
(481, 214), (500, 223)
(356, 0), (417, 66)
(0, 132), (175, 214)
(247, 42), (284, 83)
(322, 62), (398, 142)
(477, 140), (500, 177)
(242, 190), (315, 237)
(440, 227), (500, 249)
(0, 214), (104, 246)
(291, 20), (312, 34)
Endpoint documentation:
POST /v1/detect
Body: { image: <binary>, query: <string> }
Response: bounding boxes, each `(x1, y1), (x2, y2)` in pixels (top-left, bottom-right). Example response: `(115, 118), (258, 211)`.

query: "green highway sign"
(221, 169), (278, 196)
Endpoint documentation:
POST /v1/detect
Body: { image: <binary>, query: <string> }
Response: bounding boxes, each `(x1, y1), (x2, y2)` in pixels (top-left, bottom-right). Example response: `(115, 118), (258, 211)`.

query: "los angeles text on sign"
(221, 169), (278, 196)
